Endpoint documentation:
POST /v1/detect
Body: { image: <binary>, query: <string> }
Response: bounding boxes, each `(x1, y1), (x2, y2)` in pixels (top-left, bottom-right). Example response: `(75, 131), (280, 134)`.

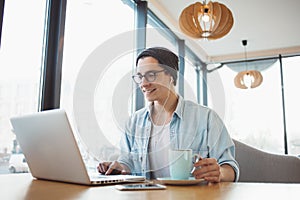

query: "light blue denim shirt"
(118, 96), (240, 181)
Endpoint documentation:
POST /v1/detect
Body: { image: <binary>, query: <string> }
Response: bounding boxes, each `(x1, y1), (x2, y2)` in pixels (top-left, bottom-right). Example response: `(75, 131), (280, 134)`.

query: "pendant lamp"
(179, 0), (234, 39)
(234, 40), (263, 89)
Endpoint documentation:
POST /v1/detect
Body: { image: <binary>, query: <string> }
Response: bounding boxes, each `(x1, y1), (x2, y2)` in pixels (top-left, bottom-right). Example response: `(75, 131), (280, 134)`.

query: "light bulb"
(201, 14), (210, 22)
(242, 73), (254, 89)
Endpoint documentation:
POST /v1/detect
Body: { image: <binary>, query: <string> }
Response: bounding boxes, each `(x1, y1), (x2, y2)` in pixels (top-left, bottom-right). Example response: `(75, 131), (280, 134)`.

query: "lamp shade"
(179, 1), (234, 39)
(234, 70), (263, 89)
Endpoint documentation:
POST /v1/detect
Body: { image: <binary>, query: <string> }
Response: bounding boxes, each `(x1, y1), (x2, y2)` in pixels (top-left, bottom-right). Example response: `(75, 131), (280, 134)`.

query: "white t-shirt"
(148, 123), (171, 179)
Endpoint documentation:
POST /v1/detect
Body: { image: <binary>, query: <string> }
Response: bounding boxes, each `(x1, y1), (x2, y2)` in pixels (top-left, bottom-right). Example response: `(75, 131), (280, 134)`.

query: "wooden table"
(1, 173), (300, 200)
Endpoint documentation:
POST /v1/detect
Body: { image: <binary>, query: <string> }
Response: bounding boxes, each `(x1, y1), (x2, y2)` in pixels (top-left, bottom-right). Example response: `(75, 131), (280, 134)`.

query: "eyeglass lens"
(132, 70), (165, 84)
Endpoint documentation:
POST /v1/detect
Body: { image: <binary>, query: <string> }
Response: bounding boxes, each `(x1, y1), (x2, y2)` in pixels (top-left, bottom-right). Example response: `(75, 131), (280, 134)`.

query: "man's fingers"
(98, 161), (126, 175)
(105, 161), (122, 175)
(105, 165), (113, 175)
(100, 164), (108, 174)
(98, 162), (111, 174)
(192, 158), (221, 183)
(194, 158), (217, 167)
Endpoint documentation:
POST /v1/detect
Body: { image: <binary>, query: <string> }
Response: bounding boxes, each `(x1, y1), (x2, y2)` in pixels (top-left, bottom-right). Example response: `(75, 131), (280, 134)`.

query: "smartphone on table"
(115, 183), (166, 191)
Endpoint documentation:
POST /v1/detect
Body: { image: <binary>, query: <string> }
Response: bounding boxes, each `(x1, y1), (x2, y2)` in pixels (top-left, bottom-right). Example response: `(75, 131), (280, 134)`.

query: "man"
(98, 47), (239, 182)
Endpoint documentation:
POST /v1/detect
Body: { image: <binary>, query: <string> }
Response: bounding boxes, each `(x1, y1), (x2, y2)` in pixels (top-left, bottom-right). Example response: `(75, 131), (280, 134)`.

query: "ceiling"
(146, 0), (300, 64)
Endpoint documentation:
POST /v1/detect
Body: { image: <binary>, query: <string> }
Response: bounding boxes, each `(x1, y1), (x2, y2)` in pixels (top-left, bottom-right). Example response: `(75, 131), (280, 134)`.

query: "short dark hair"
(136, 47), (179, 85)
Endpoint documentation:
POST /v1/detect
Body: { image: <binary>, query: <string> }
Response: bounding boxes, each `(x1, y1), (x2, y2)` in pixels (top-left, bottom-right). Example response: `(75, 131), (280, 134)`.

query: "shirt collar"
(174, 95), (184, 119)
(146, 95), (184, 119)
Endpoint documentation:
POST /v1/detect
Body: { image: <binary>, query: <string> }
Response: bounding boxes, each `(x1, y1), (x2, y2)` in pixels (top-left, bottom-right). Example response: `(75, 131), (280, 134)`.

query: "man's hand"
(97, 161), (130, 175)
(192, 157), (221, 182)
(192, 158), (235, 182)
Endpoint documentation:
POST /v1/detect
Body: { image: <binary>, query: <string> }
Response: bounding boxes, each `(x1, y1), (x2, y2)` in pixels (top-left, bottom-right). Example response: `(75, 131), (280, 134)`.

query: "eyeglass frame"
(132, 69), (166, 84)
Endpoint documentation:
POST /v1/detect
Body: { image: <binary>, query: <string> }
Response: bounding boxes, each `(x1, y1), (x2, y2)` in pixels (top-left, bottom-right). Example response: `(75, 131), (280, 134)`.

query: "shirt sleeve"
(117, 118), (134, 173)
(207, 109), (240, 182)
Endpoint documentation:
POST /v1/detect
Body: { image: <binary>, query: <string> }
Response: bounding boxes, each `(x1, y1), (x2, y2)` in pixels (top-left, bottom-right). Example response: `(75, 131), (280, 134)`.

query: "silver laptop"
(10, 109), (145, 185)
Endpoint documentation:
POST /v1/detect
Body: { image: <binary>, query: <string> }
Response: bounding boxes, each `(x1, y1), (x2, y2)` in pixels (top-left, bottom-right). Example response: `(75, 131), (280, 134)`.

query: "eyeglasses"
(132, 69), (166, 84)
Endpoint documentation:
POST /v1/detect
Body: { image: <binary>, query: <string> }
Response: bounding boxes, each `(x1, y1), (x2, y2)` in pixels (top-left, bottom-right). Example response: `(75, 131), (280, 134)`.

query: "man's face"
(136, 57), (171, 102)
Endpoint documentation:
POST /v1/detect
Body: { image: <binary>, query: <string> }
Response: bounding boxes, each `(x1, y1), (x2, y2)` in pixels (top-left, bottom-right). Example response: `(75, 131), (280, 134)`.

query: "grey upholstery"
(233, 139), (300, 183)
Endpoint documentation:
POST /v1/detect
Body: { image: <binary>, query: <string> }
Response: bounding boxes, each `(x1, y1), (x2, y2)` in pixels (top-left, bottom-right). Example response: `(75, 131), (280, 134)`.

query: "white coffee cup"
(169, 149), (193, 180)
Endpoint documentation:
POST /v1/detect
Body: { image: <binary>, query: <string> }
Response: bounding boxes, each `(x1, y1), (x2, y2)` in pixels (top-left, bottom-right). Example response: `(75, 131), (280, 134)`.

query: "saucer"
(156, 177), (205, 185)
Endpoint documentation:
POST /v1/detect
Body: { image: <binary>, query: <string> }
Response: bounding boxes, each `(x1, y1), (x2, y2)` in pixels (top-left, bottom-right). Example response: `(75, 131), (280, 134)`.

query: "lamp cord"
(242, 40), (248, 71)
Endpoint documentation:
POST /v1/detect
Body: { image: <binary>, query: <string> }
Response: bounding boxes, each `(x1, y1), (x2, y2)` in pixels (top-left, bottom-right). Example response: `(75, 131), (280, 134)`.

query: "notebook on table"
(10, 109), (145, 185)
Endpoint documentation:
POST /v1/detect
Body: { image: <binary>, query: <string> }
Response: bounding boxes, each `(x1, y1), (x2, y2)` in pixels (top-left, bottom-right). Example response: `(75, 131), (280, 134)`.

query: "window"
(184, 59), (197, 102)
(146, 25), (175, 50)
(283, 56), (300, 156)
(208, 61), (285, 154)
(0, 0), (46, 174)
(60, 0), (135, 166)
(209, 56), (300, 156)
